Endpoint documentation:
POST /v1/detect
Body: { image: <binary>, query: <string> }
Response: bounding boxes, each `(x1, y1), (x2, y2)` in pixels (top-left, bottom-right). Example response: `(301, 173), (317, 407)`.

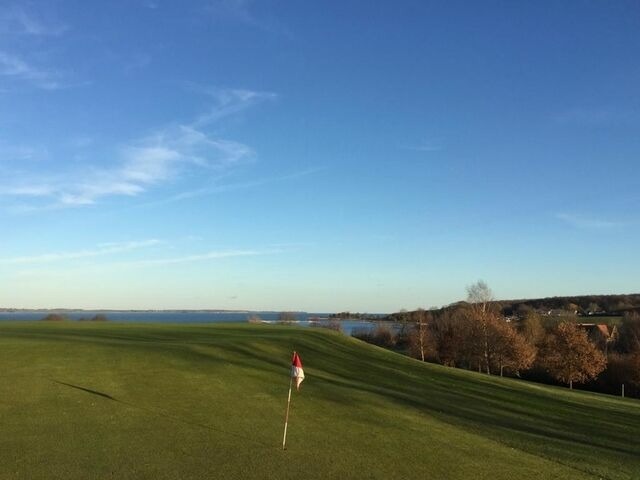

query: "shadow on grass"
(52, 379), (275, 449)
(53, 380), (115, 400)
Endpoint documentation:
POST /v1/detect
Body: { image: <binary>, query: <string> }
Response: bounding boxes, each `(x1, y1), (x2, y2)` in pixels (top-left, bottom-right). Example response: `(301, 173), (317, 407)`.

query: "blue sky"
(0, 1), (638, 312)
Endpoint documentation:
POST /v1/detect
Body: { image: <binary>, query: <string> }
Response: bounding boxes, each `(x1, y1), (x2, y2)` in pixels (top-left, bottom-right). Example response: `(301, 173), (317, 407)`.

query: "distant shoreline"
(0, 308), (302, 314)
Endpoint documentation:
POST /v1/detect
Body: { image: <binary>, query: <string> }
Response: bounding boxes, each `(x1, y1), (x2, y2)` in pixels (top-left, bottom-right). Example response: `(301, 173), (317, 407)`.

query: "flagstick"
(282, 376), (293, 450)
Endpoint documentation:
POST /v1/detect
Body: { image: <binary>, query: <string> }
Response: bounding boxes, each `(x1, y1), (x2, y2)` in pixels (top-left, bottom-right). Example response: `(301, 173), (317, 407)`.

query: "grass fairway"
(1, 323), (639, 480)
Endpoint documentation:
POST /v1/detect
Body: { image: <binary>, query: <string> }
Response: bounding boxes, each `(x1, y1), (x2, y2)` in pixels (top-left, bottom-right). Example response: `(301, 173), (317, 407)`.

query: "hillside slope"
(0, 322), (638, 479)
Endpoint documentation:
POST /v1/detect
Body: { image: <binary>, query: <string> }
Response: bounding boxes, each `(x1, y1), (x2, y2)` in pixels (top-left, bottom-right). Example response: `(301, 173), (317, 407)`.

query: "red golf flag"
(291, 351), (305, 390)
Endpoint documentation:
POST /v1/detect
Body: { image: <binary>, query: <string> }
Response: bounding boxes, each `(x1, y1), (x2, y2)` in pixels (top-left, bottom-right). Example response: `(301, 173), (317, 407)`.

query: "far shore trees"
(542, 322), (607, 389)
(278, 312), (297, 323)
(41, 313), (68, 322)
(79, 314), (109, 322)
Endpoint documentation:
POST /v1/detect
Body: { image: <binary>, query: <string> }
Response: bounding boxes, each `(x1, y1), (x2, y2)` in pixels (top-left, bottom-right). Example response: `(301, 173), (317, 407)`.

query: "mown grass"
(0, 322), (638, 479)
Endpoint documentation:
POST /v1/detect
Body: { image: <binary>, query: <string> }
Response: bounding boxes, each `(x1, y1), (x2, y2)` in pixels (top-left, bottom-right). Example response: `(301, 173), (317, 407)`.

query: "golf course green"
(0, 322), (638, 479)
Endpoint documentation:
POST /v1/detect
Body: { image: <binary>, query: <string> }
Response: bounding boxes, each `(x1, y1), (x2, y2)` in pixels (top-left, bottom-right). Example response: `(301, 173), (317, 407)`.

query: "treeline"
(329, 312), (382, 320)
(359, 282), (640, 398)
(385, 293), (640, 322)
(41, 313), (109, 322)
(499, 294), (640, 316)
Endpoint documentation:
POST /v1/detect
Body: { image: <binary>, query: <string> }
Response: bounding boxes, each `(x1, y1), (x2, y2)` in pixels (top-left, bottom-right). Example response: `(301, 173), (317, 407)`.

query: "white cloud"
(405, 144), (442, 152)
(554, 107), (636, 127)
(121, 145), (182, 184)
(204, 0), (255, 24)
(118, 167), (323, 210)
(3, 184), (55, 196)
(0, 50), (65, 90)
(67, 136), (94, 149)
(556, 213), (627, 230)
(127, 249), (270, 266)
(1, 125), (254, 208)
(0, 239), (162, 265)
(191, 86), (277, 126)
(401, 140), (443, 152)
(0, 141), (49, 161)
(1, 85), (272, 210)
(0, 6), (67, 36)
(123, 52), (152, 73)
(202, 0), (290, 36)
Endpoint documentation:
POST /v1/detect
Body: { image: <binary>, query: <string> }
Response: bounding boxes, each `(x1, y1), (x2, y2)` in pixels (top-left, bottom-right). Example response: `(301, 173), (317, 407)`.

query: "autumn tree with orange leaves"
(491, 320), (536, 377)
(542, 321), (606, 389)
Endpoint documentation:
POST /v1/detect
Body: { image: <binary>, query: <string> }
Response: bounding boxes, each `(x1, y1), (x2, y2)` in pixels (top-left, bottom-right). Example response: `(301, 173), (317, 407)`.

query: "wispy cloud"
(115, 167), (322, 212)
(124, 248), (274, 267)
(404, 145), (442, 153)
(1, 240), (284, 270)
(556, 213), (628, 230)
(0, 239), (162, 265)
(123, 52), (152, 73)
(401, 140), (443, 153)
(205, 0), (254, 24)
(0, 6), (69, 89)
(0, 141), (49, 161)
(0, 6), (77, 90)
(67, 136), (94, 149)
(0, 6), (67, 36)
(0, 51), (65, 90)
(1, 85), (274, 210)
(553, 107), (637, 127)
(191, 86), (277, 126)
(202, 1), (291, 36)
(158, 166), (323, 205)
(1, 125), (254, 208)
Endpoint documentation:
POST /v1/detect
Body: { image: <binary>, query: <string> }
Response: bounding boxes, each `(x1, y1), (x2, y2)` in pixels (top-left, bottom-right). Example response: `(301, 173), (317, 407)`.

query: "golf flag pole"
(282, 351), (304, 450)
(282, 376), (293, 450)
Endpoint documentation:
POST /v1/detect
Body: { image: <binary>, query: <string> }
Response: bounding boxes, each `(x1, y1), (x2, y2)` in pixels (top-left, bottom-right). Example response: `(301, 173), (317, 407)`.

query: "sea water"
(0, 310), (388, 335)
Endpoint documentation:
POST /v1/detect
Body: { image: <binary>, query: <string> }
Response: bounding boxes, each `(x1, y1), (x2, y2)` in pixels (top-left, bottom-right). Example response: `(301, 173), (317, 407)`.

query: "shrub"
(353, 324), (396, 348)
(310, 320), (342, 333)
(41, 313), (68, 322)
(278, 312), (297, 323)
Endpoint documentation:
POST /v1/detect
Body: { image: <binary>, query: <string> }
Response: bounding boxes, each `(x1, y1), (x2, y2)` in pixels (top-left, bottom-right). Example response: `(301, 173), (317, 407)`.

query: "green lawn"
(1, 322), (638, 479)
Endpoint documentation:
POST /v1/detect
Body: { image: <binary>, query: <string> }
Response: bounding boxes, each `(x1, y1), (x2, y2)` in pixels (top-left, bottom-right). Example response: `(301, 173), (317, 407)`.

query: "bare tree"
(411, 308), (430, 361)
(466, 280), (494, 374)
(466, 280), (493, 309)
